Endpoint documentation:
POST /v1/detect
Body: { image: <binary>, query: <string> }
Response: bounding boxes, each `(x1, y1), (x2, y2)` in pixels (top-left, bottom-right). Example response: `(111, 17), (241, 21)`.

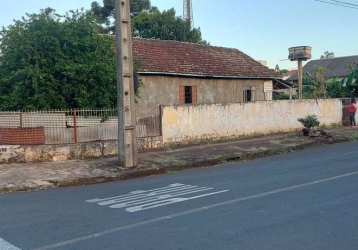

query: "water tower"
(288, 46), (312, 99)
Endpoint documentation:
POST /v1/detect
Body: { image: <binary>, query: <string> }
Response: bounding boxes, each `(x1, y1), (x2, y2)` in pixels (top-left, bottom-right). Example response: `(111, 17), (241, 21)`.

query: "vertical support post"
(73, 108), (78, 143)
(115, 0), (125, 166)
(19, 112), (23, 128)
(159, 105), (163, 137)
(115, 0), (138, 167)
(298, 60), (303, 99)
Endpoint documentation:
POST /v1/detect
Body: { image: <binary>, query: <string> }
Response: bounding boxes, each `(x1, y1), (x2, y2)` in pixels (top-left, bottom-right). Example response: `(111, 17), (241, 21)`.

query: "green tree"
(327, 77), (350, 98)
(273, 92), (290, 100)
(90, 0), (154, 33)
(0, 8), (117, 111)
(342, 64), (358, 97)
(303, 66), (328, 99)
(90, 0), (207, 44)
(304, 64), (358, 99)
(353, 64), (358, 79)
(132, 8), (206, 44)
(320, 51), (334, 59)
(316, 66), (327, 98)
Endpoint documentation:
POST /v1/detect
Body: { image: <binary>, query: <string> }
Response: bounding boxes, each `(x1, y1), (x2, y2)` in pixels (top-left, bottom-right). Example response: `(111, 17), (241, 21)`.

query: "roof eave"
(288, 74), (348, 81)
(137, 71), (279, 80)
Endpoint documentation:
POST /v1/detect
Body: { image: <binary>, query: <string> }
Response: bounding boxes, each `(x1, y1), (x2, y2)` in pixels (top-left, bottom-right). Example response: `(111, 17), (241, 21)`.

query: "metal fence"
(0, 108), (161, 145)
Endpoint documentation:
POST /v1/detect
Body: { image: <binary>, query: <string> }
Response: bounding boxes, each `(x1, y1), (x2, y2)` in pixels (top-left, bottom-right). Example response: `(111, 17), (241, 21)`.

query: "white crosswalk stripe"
(86, 183), (229, 212)
(0, 238), (22, 250)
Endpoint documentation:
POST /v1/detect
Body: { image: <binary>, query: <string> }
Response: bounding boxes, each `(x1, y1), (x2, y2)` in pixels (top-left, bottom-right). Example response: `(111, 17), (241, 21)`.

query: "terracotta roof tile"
(132, 38), (278, 78)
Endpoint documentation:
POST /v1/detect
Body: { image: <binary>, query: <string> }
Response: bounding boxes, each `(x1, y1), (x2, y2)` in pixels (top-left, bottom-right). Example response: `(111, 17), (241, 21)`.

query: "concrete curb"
(0, 136), (349, 193)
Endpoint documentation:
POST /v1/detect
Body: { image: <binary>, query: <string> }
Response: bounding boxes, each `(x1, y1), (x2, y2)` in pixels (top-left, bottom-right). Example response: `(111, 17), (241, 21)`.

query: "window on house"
(243, 86), (255, 102)
(179, 86), (197, 104)
(244, 89), (252, 102)
(185, 86), (192, 103)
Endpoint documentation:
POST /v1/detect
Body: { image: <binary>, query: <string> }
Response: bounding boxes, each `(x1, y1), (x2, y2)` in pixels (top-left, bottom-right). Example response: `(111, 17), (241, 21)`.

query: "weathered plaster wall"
(4, 142), (117, 163)
(136, 75), (268, 117)
(0, 136), (163, 163)
(137, 136), (163, 152)
(1, 99), (343, 163)
(161, 99), (342, 143)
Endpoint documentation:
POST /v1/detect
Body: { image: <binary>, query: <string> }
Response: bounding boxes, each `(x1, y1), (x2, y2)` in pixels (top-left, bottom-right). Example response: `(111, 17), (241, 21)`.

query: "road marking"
(125, 190), (229, 212)
(0, 238), (22, 250)
(85, 183), (186, 203)
(32, 170), (358, 250)
(86, 183), (229, 212)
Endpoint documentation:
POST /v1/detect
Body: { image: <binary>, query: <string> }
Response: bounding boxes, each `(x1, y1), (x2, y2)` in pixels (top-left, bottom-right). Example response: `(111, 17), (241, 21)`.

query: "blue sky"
(1, 0), (357, 70)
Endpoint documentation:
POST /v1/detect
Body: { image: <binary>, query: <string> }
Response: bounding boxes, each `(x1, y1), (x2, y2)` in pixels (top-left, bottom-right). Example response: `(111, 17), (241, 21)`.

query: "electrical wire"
(330, 0), (358, 7)
(315, 0), (358, 9)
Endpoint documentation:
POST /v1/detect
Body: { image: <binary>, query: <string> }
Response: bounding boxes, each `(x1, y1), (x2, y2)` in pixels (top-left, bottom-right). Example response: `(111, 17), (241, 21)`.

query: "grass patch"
(0, 185), (44, 194)
(269, 140), (281, 145)
(274, 148), (286, 154)
(344, 133), (358, 141)
(246, 147), (269, 152)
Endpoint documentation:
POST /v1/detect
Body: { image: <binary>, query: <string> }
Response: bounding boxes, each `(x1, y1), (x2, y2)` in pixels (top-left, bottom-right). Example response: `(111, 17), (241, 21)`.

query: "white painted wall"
(161, 99), (342, 143)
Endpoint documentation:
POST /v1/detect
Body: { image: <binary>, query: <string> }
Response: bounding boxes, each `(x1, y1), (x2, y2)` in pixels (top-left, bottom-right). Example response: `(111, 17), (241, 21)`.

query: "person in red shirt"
(348, 98), (357, 127)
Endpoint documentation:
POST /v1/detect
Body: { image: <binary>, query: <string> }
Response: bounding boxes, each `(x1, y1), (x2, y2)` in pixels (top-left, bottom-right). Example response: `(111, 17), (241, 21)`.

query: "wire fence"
(0, 108), (161, 145)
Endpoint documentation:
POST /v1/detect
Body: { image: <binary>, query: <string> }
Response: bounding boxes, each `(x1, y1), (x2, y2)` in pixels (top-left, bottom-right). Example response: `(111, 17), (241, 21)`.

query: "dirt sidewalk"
(1, 127), (357, 194)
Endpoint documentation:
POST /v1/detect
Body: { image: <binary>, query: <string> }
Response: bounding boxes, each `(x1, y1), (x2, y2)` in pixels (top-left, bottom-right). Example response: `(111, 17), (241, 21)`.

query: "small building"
(132, 38), (279, 116)
(287, 55), (358, 83)
(282, 70), (298, 80)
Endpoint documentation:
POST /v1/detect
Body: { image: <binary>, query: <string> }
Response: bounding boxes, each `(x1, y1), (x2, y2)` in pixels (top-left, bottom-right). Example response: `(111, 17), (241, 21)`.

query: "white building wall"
(161, 99), (342, 143)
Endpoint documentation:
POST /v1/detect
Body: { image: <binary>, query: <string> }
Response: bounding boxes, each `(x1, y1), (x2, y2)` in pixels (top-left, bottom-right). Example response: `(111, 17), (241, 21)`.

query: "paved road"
(1, 141), (358, 250)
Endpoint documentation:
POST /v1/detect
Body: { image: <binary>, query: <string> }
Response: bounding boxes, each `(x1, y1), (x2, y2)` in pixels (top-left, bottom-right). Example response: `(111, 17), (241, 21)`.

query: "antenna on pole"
(183, 0), (194, 27)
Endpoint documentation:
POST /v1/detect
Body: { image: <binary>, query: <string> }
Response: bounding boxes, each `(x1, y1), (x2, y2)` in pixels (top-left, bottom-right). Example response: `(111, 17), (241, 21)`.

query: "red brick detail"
(0, 127), (45, 145)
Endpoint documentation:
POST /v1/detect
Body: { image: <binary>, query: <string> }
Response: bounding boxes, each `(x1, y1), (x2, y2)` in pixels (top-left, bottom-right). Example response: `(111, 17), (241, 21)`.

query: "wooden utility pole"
(115, 0), (138, 167)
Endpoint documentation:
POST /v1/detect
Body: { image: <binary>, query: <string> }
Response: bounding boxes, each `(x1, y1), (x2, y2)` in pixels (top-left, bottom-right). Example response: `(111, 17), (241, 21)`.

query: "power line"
(330, 0), (358, 7)
(315, 0), (358, 9)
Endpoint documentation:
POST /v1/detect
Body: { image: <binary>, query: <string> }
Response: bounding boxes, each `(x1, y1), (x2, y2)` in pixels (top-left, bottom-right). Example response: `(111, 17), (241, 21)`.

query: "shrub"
(273, 92), (290, 100)
(298, 115), (320, 130)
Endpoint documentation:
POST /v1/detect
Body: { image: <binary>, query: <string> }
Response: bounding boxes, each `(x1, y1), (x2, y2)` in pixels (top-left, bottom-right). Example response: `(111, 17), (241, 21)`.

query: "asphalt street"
(1, 141), (358, 250)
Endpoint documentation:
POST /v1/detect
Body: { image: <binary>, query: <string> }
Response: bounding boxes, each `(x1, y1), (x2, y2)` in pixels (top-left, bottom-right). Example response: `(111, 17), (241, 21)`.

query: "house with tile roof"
(132, 38), (279, 116)
(282, 70), (298, 80)
(287, 55), (358, 83)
